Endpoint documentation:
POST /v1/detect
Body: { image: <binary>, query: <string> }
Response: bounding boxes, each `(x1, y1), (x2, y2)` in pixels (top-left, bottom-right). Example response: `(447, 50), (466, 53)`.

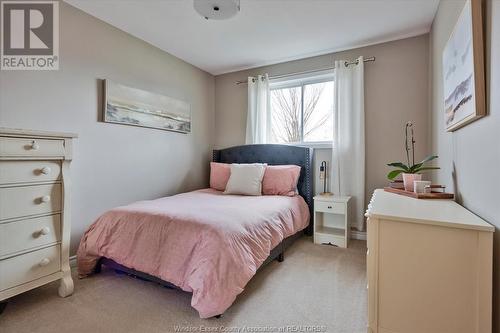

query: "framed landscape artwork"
(103, 80), (191, 133)
(442, 0), (485, 132)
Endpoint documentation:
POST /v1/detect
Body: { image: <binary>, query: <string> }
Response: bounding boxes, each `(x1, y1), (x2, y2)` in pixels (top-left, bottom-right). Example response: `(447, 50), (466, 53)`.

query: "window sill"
(279, 142), (333, 149)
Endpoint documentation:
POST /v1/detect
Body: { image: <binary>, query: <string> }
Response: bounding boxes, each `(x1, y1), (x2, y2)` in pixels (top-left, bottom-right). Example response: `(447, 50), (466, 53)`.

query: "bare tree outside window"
(270, 81), (334, 143)
(271, 86), (302, 143)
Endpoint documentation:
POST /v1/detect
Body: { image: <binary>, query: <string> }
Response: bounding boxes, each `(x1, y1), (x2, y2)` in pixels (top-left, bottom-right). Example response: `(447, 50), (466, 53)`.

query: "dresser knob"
(328, 206), (332, 209)
(40, 166), (51, 175)
(39, 258), (51, 267)
(39, 227), (50, 235)
(40, 195), (51, 203)
(31, 140), (40, 150)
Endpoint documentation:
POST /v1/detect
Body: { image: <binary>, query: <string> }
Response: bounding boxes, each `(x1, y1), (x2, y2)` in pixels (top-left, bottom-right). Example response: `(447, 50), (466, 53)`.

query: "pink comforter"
(77, 188), (309, 318)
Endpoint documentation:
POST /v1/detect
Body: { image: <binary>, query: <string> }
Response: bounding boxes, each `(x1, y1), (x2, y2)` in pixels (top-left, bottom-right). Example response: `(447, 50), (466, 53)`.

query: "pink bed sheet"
(77, 188), (309, 318)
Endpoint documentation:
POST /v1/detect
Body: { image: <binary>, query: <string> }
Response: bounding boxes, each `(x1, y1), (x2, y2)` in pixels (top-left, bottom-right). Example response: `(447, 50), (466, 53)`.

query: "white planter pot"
(402, 173), (422, 192)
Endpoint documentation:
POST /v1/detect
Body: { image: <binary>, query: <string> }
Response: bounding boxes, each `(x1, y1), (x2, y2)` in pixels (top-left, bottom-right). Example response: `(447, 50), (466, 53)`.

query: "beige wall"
(214, 35), (430, 217)
(0, 2), (215, 254)
(430, 0), (500, 329)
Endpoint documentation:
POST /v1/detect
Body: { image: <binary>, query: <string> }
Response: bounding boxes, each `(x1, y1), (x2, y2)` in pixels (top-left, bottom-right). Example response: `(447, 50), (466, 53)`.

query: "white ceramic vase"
(402, 173), (422, 192)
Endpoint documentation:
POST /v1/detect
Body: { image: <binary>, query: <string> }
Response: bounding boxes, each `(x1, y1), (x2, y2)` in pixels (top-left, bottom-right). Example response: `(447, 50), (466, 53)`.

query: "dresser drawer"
(0, 184), (62, 221)
(0, 245), (60, 291)
(315, 201), (345, 214)
(0, 215), (61, 257)
(0, 137), (65, 158)
(0, 161), (61, 185)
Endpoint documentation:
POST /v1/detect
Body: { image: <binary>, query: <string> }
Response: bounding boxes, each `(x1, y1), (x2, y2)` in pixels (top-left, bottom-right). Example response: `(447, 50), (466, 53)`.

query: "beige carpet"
(0, 237), (367, 333)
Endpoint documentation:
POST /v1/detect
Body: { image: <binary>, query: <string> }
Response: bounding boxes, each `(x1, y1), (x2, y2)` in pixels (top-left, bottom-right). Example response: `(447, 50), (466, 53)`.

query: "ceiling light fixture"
(193, 0), (240, 20)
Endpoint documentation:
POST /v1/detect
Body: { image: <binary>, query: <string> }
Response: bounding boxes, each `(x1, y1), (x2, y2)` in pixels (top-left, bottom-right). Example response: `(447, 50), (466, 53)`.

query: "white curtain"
(245, 74), (270, 144)
(332, 56), (365, 231)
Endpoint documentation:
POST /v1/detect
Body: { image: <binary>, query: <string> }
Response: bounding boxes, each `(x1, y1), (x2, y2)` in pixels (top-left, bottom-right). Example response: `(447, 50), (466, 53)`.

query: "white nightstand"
(313, 195), (351, 248)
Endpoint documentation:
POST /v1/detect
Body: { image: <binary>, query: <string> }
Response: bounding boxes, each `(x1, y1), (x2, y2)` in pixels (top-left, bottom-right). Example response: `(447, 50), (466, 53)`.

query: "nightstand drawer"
(315, 201), (345, 214)
(0, 137), (65, 158)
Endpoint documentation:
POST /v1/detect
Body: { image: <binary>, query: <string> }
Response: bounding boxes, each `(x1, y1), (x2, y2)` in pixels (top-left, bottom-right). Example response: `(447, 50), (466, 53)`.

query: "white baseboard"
(350, 230), (367, 240)
(69, 255), (77, 268)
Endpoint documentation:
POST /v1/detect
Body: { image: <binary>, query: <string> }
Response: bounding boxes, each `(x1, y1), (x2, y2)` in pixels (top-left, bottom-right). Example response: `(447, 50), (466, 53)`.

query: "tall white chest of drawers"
(0, 128), (76, 303)
(366, 189), (494, 333)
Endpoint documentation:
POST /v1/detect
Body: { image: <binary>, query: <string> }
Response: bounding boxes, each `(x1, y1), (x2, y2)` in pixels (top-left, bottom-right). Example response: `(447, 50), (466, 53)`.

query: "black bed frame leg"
(277, 252), (284, 262)
(0, 301), (8, 315)
(94, 259), (102, 274)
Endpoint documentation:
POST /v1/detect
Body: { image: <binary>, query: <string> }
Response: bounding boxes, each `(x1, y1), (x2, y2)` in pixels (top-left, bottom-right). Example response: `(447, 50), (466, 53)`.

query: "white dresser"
(0, 128), (76, 304)
(366, 189), (494, 333)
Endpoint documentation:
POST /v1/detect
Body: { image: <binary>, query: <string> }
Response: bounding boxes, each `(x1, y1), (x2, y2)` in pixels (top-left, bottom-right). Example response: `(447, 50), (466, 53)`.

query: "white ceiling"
(65, 0), (440, 75)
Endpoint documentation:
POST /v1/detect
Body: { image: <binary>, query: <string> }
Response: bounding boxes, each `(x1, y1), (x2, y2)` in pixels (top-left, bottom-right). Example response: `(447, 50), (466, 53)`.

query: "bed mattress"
(77, 188), (309, 318)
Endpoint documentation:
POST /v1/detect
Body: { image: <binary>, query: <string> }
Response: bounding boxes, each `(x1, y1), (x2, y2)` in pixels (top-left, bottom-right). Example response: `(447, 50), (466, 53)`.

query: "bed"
(77, 144), (313, 318)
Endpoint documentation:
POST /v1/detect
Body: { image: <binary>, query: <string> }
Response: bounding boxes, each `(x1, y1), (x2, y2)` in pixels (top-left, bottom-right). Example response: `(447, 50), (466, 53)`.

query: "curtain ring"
(344, 61), (349, 67)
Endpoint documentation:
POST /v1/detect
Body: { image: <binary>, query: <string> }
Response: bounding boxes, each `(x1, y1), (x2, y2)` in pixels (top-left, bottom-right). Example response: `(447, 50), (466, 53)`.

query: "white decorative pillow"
(224, 163), (267, 196)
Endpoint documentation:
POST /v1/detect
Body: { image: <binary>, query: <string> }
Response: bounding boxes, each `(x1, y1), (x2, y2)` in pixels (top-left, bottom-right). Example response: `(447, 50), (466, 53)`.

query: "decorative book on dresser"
(365, 189), (494, 333)
(0, 128), (77, 308)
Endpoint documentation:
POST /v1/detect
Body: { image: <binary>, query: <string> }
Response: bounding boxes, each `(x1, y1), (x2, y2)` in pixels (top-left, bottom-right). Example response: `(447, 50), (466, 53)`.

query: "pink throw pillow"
(210, 162), (231, 191)
(262, 165), (301, 196)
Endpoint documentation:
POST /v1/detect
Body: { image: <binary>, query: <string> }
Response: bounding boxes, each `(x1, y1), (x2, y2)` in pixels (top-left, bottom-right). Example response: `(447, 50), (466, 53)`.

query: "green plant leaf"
(387, 162), (409, 171)
(387, 169), (404, 180)
(419, 155), (438, 164)
(413, 166), (441, 173)
(409, 155), (439, 172)
(409, 163), (423, 173)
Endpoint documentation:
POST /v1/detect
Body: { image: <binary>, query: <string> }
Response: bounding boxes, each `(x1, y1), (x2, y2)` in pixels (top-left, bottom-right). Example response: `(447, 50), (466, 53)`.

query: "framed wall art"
(442, 0), (485, 132)
(103, 80), (191, 133)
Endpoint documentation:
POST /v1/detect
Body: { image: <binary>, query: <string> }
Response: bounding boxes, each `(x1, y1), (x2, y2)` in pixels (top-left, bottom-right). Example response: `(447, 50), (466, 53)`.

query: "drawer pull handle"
(31, 141), (40, 150)
(40, 166), (51, 175)
(40, 195), (51, 203)
(39, 258), (51, 267)
(328, 206), (332, 209)
(39, 227), (50, 235)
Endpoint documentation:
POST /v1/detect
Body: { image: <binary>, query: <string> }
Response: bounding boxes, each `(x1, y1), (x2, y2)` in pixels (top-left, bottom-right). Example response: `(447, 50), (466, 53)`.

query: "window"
(269, 74), (334, 145)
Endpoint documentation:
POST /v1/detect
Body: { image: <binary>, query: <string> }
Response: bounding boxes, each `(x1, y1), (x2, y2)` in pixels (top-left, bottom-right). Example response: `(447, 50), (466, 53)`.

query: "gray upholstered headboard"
(213, 144), (314, 234)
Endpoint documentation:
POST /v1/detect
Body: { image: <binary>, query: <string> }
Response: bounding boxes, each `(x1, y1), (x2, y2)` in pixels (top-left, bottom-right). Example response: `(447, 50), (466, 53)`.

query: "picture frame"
(102, 79), (191, 134)
(442, 0), (485, 132)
